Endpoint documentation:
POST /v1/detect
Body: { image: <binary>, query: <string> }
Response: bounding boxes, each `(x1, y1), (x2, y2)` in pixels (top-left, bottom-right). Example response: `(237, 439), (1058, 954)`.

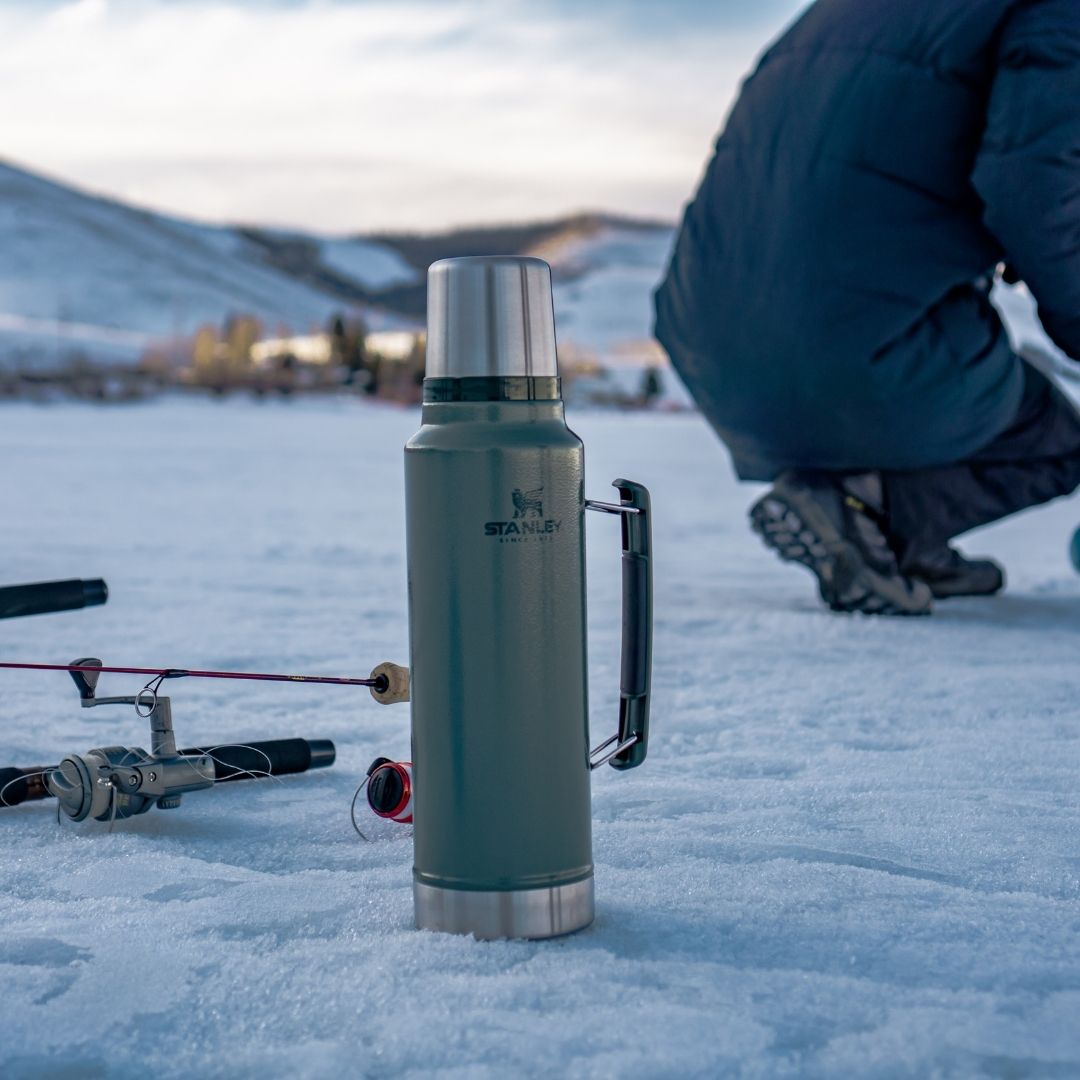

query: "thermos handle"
(586, 479), (652, 771)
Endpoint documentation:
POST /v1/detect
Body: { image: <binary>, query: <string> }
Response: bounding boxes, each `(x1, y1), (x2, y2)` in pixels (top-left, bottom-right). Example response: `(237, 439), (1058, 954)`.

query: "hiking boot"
(749, 470), (933, 615)
(902, 546), (1005, 598)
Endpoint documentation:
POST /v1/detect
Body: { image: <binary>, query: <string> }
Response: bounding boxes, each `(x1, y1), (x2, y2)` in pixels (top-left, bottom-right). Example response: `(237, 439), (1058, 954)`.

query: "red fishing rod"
(0, 656), (408, 708)
(0, 580), (407, 693)
(0, 660), (387, 690)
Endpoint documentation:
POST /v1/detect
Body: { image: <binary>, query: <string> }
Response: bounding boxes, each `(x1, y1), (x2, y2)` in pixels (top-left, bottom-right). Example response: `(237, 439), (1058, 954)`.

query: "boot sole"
(920, 574), (1004, 599)
(750, 490), (932, 616)
(907, 557), (1005, 599)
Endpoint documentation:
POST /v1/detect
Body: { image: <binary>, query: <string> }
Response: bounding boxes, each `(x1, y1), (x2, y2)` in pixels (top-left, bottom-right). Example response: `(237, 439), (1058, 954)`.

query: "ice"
(0, 398), (1078, 1077)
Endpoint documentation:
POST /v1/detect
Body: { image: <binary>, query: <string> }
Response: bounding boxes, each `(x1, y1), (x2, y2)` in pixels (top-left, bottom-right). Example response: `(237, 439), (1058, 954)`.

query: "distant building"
(251, 333), (332, 366)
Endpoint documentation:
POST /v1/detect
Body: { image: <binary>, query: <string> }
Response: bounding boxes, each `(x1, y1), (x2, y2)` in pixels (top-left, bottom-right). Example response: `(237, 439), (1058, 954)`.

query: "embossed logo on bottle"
(512, 487), (544, 519)
(484, 487), (562, 542)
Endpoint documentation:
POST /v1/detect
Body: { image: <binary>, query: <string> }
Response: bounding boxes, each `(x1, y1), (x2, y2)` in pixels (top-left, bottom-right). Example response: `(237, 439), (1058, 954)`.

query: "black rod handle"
(180, 738), (336, 782)
(0, 579), (108, 620)
(0, 766), (54, 807)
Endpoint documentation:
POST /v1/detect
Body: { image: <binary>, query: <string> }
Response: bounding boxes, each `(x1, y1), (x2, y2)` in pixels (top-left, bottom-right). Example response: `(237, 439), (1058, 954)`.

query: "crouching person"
(654, 0), (1080, 615)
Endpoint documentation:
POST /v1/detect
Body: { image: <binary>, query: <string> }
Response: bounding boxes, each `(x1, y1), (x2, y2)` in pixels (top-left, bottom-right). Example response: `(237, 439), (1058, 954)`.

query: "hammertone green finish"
(405, 399), (593, 893)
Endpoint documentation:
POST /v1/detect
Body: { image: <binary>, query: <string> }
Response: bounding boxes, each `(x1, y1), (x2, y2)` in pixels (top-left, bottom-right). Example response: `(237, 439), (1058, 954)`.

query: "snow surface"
(1, 398), (1079, 1078)
(991, 281), (1076, 373)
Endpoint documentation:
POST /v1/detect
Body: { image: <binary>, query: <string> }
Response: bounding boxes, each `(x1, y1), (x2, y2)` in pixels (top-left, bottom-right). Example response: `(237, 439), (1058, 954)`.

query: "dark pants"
(884, 363), (1080, 566)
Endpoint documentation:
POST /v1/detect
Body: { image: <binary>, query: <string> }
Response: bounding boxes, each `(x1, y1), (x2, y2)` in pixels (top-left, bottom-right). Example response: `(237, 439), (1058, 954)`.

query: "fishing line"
(350, 776), (372, 842)
(201, 745), (282, 786)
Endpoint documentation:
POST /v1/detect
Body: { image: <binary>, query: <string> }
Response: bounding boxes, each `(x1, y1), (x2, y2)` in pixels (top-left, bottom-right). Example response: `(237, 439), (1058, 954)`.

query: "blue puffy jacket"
(654, 0), (1080, 480)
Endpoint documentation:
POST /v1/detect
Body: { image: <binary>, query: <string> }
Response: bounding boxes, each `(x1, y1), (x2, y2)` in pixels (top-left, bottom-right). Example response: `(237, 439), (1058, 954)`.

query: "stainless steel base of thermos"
(414, 877), (594, 940)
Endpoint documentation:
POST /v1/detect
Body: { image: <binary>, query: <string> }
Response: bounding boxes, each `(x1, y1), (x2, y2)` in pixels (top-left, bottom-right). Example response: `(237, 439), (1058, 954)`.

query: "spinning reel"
(49, 657), (216, 821)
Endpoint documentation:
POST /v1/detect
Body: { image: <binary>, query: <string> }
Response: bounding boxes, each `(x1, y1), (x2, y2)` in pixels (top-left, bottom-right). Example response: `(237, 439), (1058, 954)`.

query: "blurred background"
(0, 0), (806, 407)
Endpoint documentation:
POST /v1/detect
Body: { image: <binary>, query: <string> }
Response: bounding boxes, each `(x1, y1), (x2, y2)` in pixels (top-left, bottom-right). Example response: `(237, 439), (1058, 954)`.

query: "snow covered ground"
(1, 398), (1078, 1078)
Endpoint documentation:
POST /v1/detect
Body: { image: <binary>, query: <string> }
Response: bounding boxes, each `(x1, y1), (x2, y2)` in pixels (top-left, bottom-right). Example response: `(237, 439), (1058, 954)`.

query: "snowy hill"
(0, 161), (415, 368)
(538, 222), (676, 357)
(0, 160), (676, 373)
(366, 213), (677, 361)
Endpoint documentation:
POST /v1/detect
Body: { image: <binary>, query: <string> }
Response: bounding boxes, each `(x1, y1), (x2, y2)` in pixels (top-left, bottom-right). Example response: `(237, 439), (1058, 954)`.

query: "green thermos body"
(405, 257), (652, 939)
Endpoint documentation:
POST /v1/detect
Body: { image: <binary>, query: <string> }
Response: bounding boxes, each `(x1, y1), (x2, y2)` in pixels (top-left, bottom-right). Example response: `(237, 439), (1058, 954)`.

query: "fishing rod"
(0, 656), (409, 827)
(0, 577), (401, 693)
(0, 579), (411, 826)
(0, 656), (408, 699)
(0, 665), (337, 825)
(0, 580), (411, 698)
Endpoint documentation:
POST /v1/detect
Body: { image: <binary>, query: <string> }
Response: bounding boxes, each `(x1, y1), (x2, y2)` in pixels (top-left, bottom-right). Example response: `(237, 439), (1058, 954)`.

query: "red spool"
(366, 759), (413, 823)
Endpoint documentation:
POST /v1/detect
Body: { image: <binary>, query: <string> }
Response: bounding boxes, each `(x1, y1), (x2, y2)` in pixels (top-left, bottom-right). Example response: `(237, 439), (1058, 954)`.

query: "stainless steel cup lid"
(425, 256), (558, 379)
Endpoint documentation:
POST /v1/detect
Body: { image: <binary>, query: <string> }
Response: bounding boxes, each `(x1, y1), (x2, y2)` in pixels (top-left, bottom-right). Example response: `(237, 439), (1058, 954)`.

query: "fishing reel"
(48, 657), (210, 821)
(50, 743), (213, 822)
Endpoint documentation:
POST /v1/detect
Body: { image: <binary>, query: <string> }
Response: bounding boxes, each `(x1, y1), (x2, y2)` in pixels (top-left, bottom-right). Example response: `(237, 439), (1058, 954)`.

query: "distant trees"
(640, 367), (662, 404)
(191, 314), (262, 393)
(328, 313), (370, 388)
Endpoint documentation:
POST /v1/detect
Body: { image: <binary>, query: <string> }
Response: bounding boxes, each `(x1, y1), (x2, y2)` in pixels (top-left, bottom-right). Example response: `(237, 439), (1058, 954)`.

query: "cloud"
(0, 0), (806, 230)
(45, 0), (108, 27)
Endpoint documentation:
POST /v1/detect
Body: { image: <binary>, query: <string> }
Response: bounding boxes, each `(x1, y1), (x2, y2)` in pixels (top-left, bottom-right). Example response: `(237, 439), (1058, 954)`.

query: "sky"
(1, 0), (807, 234)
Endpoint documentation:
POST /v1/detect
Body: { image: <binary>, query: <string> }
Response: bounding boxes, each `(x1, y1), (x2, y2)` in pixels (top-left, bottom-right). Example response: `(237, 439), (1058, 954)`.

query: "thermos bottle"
(404, 256), (652, 939)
